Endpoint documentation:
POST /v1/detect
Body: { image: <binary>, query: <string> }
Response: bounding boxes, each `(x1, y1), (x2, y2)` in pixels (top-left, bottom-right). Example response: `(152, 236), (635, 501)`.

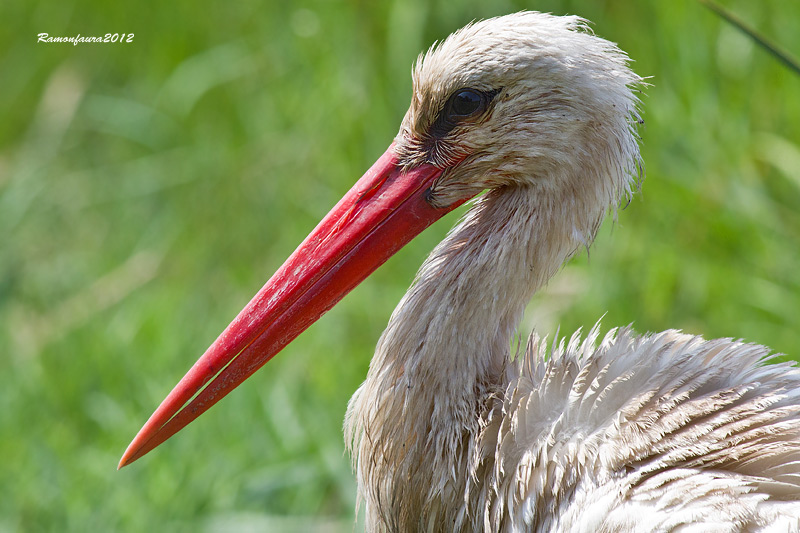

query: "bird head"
(398, 13), (643, 219)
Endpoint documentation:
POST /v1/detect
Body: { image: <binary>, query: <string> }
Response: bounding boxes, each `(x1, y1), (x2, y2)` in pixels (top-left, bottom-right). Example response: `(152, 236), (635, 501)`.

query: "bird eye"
(446, 89), (486, 119)
(428, 88), (499, 139)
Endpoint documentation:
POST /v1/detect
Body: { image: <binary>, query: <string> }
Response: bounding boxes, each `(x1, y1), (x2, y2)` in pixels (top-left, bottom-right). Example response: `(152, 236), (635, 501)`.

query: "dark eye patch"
(428, 87), (501, 139)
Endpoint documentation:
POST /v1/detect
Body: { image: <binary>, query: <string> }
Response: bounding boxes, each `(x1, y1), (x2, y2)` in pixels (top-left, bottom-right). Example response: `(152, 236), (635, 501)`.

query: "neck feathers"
(345, 183), (602, 528)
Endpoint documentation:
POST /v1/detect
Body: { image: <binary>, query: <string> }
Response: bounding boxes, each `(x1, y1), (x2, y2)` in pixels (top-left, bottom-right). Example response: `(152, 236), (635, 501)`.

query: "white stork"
(120, 12), (800, 532)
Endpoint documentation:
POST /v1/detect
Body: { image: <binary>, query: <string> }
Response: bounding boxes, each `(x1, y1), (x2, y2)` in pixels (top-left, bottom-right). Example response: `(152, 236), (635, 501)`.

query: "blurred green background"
(1, 0), (799, 531)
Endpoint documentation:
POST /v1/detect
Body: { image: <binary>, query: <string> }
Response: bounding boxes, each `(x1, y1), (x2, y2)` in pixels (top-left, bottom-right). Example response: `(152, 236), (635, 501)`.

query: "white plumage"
(342, 12), (800, 532)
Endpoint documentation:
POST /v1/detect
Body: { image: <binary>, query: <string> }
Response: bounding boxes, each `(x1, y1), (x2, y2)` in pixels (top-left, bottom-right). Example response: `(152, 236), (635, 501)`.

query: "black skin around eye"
(429, 88), (500, 139)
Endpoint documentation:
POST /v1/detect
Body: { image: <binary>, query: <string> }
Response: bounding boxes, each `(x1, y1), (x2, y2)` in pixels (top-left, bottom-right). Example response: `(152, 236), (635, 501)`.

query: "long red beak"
(119, 143), (465, 468)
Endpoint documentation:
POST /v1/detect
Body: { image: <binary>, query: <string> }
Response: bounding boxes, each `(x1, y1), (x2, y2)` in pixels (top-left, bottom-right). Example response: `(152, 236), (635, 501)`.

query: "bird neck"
(346, 184), (596, 522)
(377, 184), (588, 410)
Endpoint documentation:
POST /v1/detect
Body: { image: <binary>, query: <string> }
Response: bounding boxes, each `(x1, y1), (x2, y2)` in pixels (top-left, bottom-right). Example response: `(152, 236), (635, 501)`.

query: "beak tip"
(118, 428), (152, 470)
(118, 444), (137, 470)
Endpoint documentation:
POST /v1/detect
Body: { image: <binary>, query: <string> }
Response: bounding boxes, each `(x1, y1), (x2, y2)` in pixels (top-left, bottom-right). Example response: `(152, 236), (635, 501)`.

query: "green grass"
(2, 0), (799, 531)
